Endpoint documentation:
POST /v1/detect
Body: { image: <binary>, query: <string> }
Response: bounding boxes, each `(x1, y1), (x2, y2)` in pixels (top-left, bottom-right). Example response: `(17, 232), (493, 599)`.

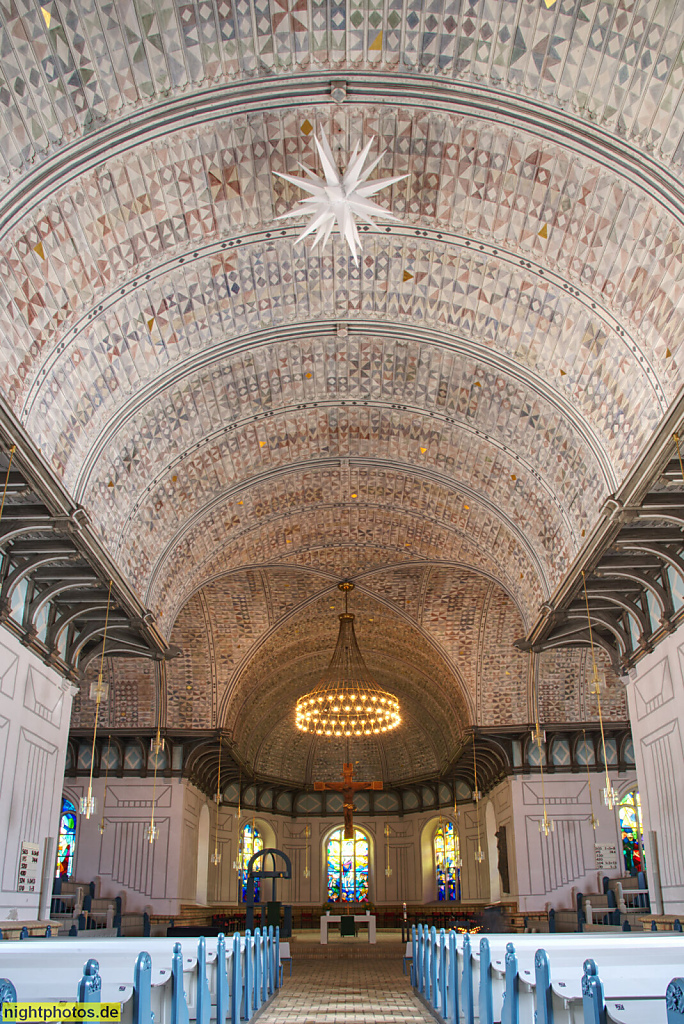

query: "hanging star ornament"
(274, 132), (407, 263)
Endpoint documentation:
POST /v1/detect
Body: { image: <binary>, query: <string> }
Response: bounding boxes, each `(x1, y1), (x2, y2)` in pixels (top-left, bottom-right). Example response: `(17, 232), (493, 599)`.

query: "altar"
(319, 912), (377, 943)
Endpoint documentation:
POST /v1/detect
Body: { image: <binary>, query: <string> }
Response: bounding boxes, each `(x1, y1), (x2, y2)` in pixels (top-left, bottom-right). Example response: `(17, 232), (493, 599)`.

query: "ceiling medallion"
(274, 132), (407, 263)
(295, 582), (401, 737)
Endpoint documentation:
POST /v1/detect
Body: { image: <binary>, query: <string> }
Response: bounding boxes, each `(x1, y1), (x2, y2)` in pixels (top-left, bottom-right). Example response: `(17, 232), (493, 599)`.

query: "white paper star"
(273, 132), (407, 263)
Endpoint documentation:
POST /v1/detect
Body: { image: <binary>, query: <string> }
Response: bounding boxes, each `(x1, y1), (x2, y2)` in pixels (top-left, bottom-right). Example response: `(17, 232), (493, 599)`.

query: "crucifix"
(314, 763), (383, 838)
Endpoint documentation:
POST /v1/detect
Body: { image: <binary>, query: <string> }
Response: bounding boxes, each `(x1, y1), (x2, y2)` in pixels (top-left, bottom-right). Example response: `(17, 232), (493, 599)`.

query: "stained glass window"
(435, 821), (460, 901)
(56, 797), (77, 879)
(326, 828), (369, 903)
(240, 822), (263, 902)
(620, 790), (645, 874)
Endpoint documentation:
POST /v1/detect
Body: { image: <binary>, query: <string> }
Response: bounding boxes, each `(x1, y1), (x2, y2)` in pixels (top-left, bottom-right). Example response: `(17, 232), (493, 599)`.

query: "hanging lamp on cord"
(582, 571), (619, 809)
(0, 445), (16, 525)
(98, 736), (112, 836)
(535, 720), (554, 836)
(151, 661), (166, 756)
(146, 660), (167, 844)
(146, 712), (162, 843)
(295, 582), (401, 737)
(232, 774), (242, 872)
(303, 825), (311, 880)
(472, 735), (484, 863)
(674, 433), (684, 481)
(583, 728), (599, 831)
(384, 823), (393, 878)
(80, 580), (113, 818)
(531, 652), (554, 836)
(211, 736), (223, 866)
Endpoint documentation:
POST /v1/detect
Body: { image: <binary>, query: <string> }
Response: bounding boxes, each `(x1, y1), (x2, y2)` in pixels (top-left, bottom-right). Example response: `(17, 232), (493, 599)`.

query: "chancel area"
(2, 0), (684, 1020)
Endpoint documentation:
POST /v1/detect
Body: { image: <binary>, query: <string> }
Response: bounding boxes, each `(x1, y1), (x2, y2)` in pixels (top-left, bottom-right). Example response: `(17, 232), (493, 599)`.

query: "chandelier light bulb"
(295, 586), (401, 737)
(602, 785), (619, 810)
(539, 815), (555, 837)
(80, 792), (96, 818)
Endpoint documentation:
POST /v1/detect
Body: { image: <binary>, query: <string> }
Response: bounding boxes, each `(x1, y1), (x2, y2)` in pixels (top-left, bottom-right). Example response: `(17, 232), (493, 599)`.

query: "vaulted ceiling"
(1, 0), (678, 781)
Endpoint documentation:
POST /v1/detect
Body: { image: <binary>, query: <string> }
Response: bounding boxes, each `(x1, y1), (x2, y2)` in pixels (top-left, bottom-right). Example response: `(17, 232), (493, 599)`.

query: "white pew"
(0, 930), (280, 1024)
(413, 925), (684, 1024)
(547, 961), (675, 1024)
(0, 939), (197, 1018)
(3, 964), (151, 1024)
(486, 933), (684, 1024)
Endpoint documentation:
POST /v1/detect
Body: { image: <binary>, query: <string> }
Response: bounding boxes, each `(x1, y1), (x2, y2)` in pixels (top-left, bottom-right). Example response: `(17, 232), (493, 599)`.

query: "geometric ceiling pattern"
(2, 103), (681, 625)
(0, 0), (673, 783)
(71, 563), (627, 784)
(1, 0), (684, 179)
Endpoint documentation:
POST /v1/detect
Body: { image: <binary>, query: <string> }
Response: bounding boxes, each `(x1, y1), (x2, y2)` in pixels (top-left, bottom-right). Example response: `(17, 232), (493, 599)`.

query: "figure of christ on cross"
(314, 763), (383, 838)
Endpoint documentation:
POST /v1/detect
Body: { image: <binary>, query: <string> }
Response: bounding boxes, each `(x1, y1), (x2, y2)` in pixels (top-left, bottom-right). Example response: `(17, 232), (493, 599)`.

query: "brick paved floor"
(258, 941), (435, 1023)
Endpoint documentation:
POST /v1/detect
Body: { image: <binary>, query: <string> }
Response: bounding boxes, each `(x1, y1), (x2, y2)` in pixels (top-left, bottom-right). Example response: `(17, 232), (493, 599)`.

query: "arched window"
(240, 822), (263, 902)
(434, 820), (460, 901)
(326, 828), (369, 903)
(56, 798), (77, 879)
(619, 790), (645, 874)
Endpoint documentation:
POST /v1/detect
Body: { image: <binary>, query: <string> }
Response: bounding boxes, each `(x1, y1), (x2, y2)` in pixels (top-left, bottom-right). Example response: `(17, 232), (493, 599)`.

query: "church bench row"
(411, 926), (684, 1023)
(0, 930), (282, 1017)
(413, 927), (684, 1009)
(0, 929), (282, 1024)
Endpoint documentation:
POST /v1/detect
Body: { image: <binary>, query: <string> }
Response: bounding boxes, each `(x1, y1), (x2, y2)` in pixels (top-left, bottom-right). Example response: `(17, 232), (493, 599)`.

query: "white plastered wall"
(508, 769), (633, 913)
(65, 769), (638, 916)
(0, 625), (76, 920)
(70, 782), (487, 912)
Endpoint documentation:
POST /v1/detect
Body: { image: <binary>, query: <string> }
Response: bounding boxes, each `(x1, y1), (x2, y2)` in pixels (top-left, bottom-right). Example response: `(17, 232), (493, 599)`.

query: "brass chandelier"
(295, 582), (401, 738)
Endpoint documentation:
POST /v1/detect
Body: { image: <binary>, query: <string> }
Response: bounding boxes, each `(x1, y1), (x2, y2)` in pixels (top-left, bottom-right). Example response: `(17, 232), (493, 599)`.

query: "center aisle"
(258, 938), (435, 1024)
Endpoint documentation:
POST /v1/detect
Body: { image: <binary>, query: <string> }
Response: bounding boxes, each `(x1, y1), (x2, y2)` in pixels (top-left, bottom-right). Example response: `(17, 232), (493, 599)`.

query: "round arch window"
(326, 828), (369, 903)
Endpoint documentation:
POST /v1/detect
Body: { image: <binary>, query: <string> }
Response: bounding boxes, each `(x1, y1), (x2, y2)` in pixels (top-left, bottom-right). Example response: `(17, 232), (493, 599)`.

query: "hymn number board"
(17, 841), (40, 892)
(594, 843), (619, 870)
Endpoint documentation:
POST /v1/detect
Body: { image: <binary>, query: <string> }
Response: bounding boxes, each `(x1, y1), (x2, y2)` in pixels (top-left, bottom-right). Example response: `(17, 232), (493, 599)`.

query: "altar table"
(319, 913), (376, 943)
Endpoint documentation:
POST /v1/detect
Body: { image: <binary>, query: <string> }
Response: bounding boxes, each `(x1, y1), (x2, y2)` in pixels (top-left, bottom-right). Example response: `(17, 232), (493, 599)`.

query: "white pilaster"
(0, 626), (75, 920)
(625, 629), (684, 915)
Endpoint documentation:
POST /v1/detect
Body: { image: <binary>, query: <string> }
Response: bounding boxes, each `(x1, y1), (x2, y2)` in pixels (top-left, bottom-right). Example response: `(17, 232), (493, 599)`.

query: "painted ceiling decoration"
(68, 563), (627, 787)
(1, 0), (679, 790)
(1, 1), (684, 179)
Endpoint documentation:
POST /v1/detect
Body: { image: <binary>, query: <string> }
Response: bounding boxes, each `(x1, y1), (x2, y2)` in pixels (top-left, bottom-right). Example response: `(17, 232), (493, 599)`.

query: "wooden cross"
(314, 763), (383, 838)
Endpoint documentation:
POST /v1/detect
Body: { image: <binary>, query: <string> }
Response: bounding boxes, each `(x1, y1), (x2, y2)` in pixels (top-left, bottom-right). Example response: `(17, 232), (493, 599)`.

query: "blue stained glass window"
(326, 828), (369, 903)
(56, 797), (77, 879)
(435, 821), (460, 901)
(619, 790), (645, 875)
(241, 823), (263, 902)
